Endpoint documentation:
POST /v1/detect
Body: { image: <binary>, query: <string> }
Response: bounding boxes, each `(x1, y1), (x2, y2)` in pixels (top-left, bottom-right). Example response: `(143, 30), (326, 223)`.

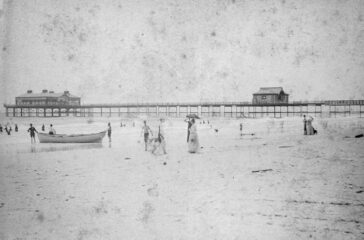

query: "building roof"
(17, 92), (80, 98)
(253, 87), (288, 95)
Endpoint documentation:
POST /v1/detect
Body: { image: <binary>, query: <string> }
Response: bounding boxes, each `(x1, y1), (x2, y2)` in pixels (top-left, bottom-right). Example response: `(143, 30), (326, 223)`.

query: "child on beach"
(27, 124), (38, 143)
(141, 121), (153, 151)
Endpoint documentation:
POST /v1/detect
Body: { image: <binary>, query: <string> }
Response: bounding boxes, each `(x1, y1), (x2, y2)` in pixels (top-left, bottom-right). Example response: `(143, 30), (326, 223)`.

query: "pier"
(4, 100), (364, 118)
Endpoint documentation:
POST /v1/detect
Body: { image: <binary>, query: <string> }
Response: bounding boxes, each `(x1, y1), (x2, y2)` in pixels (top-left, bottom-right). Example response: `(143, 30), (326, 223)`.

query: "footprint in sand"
(36, 212), (45, 223)
(138, 201), (154, 224)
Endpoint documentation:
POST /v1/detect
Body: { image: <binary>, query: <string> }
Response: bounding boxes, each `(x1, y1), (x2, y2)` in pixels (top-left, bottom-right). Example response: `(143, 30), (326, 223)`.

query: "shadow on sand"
(29, 143), (103, 153)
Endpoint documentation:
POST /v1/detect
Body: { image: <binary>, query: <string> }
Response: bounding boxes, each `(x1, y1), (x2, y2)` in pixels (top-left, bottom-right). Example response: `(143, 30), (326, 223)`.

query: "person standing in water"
(107, 122), (112, 142)
(28, 124), (38, 143)
(49, 124), (56, 135)
(141, 120), (153, 151)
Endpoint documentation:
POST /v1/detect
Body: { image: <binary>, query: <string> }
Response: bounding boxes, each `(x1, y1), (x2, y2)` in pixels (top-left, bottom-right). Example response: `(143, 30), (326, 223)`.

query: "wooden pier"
(4, 100), (364, 118)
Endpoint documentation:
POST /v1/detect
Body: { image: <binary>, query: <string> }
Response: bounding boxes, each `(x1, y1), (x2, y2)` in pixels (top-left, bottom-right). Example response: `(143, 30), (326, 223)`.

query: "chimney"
(27, 90), (32, 94)
(42, 89), (48, 93)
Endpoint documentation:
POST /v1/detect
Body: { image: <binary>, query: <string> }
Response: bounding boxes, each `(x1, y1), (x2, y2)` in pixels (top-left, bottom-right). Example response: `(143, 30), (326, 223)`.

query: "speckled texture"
(1, 0), (364, 105)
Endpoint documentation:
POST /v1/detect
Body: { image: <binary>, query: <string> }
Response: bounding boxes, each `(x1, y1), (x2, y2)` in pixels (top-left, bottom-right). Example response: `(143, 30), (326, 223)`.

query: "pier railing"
(3, 100), (364, 118)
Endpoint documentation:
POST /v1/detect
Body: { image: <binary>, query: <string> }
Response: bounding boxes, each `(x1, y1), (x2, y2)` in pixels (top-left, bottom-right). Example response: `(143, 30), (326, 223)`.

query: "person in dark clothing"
(107, 122), (112, 142)
(240, 122), (243, 136)
(27, 124), (38, 143)
(41, 124), (45, 131)
(303, 115), (307, 135)
(5, 126), (11, 135)
(0, 124), (2, 133)
(15, 124), (18, 132)
(184, 118), (192, 142)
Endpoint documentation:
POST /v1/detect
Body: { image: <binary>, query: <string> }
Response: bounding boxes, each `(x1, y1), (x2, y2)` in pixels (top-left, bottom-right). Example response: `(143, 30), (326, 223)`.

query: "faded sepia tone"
(1, 0), (364, 105)
(1, 1), (364, 240)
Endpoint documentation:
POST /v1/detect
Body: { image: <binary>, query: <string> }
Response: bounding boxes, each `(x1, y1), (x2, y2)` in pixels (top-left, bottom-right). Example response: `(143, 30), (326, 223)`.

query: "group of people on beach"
(26, 123), (57, 143)
(303, 115), (317, 135)
(140, 117), (200, 155)
(0, 123), (18, 135)
(141, 118), (167, 155)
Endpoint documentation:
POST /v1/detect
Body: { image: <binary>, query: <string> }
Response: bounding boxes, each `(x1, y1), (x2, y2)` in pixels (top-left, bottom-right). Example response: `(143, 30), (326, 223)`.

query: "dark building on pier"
(16, 90), (81, 106)
(252, 87), (289, 104)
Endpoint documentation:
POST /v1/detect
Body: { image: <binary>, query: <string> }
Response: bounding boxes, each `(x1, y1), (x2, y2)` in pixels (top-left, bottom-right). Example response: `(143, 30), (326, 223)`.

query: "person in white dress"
(188, 118), (199, 153)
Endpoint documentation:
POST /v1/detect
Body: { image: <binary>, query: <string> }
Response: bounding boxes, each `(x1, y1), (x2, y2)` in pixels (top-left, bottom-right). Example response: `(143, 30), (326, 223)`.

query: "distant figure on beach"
(188, 118), (199, 153)
(306, 116), (315, 135)
(49, 124), (56, 135)
(185, 118), (192, 142)
(15, 124), (18, 132)
(303, 115), (307, 135)
(120, 121), (123, 127)
(5, 125), (11, 135)
(27, 124), (38, 143)
(133, 121), (135, 127)
(240, 122), (243, 136)
(0, 124), (2, 133)
(141, 120), (153, 151)
(107, 122), (112, 142)
(41, 124), (45, 132)
(153, 118), (167, 155)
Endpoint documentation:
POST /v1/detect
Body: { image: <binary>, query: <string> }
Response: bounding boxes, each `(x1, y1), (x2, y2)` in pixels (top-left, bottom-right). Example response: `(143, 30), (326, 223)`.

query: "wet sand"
(0, 117), (363, 239)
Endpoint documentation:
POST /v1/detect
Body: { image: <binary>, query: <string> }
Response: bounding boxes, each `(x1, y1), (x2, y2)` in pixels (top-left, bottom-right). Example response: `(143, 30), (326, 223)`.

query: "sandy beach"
(0, 116), (363, 239)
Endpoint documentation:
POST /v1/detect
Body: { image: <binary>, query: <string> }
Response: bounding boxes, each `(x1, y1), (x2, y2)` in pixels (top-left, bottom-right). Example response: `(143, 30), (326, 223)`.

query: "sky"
(1, 0), (364, 107)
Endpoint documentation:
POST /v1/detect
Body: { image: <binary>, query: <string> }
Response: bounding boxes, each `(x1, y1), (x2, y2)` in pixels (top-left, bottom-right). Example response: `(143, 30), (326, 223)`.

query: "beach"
(0, 116), (363, 239)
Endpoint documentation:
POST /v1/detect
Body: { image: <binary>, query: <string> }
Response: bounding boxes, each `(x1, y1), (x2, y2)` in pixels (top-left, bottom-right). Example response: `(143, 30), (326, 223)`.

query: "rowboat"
(37, 131), (107, 143)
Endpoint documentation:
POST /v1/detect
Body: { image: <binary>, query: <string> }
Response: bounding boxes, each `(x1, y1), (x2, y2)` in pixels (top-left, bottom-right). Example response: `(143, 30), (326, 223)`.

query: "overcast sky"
(1, 0), (364, 106)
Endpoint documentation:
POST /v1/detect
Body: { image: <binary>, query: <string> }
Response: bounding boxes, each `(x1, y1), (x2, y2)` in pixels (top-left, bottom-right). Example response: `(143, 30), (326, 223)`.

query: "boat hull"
(37, 131), (107, 143)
